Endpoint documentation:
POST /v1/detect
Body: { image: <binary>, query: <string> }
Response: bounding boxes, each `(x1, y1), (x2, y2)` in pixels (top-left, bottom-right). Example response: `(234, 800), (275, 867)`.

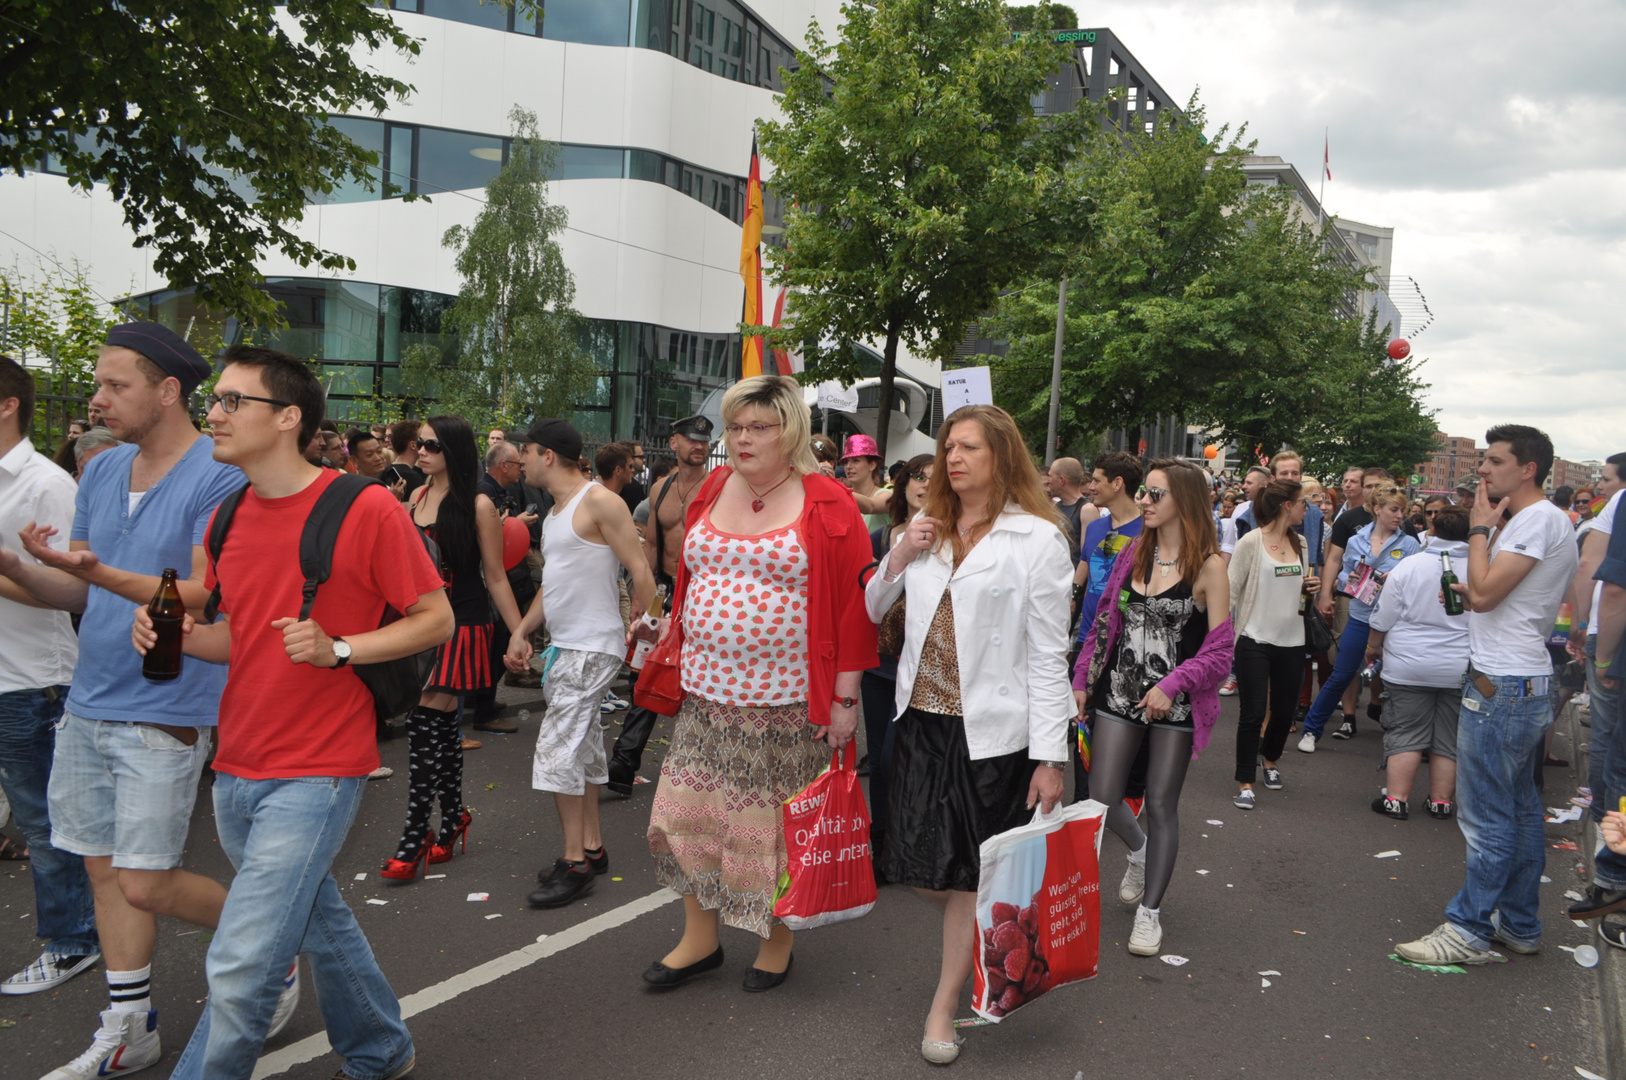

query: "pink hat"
(840, 434), (880, 461)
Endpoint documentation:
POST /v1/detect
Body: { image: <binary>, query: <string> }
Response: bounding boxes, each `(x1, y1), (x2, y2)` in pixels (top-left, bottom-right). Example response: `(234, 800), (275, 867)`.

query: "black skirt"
(881, 707), (1037, 893)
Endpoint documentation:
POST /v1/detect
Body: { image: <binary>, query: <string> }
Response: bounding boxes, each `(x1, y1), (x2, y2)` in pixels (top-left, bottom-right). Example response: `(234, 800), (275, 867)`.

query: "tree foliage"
(1, 1), (418, 325)
(399, 107), (595, 431)
(757, 0), (1087, 459)
(1005, 4), (1079, 31)
(0, 262), (118, 441)
(986, 98), (1433, 475)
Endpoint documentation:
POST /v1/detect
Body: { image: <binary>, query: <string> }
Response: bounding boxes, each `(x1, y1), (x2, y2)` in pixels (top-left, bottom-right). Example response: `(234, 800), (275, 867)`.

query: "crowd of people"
(0, 320), (1620, 1076)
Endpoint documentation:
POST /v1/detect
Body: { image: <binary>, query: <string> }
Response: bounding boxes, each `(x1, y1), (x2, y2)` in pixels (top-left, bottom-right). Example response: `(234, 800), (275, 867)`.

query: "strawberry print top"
(680, 515), (810, 706)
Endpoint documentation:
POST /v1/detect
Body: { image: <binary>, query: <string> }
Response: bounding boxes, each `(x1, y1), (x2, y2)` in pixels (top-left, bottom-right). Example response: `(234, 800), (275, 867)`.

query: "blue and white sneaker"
(43, 1008), (160, 1079)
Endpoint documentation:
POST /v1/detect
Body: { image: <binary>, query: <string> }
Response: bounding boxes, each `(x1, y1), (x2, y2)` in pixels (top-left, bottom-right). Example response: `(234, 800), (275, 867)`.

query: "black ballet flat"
(742, 953), (793, 993)
(642, 946), (724, 988)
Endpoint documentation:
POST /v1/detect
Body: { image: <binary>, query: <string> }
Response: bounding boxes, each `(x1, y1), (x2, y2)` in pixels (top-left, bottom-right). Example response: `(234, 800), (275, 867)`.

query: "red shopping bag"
(771, 743), (878, 930)
(971, 799), (1106, 1022)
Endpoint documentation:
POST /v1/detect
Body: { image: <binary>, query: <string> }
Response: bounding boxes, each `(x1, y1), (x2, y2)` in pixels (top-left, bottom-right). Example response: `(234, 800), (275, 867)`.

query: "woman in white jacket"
(864, 405), (1073, 1065)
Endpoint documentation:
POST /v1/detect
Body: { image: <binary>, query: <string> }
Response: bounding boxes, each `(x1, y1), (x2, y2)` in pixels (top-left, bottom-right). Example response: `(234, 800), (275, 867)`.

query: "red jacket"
(670, 466), (878, 725)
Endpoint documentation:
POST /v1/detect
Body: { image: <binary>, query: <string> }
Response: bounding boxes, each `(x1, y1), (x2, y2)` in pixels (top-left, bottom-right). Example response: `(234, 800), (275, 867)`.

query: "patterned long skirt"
(647, 694), (828, 939)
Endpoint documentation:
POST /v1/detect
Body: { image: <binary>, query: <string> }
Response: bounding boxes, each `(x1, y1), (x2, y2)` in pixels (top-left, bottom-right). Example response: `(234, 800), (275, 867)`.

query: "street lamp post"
(1044, 277), (1067, 467)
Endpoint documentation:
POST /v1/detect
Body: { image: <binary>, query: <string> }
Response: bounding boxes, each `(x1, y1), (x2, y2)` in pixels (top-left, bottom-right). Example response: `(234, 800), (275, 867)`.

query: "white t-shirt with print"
(1586, 490), (1621, 639)
(1467, 499), (1580, 676)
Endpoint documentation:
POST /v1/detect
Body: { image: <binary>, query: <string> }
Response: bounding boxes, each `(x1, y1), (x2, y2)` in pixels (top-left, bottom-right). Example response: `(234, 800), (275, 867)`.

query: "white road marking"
(250, 887), (680, 1079)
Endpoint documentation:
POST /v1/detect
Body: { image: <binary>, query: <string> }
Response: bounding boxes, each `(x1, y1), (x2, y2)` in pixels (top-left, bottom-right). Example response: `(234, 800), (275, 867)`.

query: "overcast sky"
(1088, 0), (1625, 463)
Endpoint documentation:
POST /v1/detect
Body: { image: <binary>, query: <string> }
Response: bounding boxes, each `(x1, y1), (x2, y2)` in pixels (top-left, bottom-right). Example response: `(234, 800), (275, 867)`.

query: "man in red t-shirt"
(134, 347), (451, 1080)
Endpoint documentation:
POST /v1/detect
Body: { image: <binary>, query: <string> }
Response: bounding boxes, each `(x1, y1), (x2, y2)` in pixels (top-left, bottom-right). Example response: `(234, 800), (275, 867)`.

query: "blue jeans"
(1587, 637), (1624, 826)
(1303, 617), (1370, 739)
(170, 775), (413, 1080)
(1444, 676), (1551, 949)
(0, 687), (97, 956)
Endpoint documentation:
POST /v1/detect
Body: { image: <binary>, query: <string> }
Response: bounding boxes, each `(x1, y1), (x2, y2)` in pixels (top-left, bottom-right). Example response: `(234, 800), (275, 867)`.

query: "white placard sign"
(940, 366), (993, 413)
(816, 380), (860, 414)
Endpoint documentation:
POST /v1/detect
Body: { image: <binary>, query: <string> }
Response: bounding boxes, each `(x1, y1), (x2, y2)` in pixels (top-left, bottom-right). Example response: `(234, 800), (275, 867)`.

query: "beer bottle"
(1440, 553), (1464, 617)
(142, 568), (185, 681)
(627, 584), (668, 670)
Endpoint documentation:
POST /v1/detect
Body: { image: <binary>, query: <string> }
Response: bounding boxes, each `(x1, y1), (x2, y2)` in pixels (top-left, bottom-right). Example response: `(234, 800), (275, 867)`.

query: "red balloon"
(1387, 338), (1411, 361)
(501, 515), (530, 571)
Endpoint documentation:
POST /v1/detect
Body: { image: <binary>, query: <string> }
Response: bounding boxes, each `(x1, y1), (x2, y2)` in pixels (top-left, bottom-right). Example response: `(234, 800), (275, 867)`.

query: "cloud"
(1093, 0), (1626, 460)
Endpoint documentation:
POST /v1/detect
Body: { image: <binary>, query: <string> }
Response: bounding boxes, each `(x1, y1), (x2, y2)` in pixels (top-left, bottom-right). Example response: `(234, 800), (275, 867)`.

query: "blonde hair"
(1368, 483), (1408, 512)
(719, 375), (817, 475)
(922, 405), (1063, 564)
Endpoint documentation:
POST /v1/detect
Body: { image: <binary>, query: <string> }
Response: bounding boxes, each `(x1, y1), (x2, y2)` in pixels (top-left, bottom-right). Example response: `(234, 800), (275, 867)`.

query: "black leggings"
(394, 704), (464, 861)
(1234, 636), (1306, 784)
(1087, 716), (1193, 911)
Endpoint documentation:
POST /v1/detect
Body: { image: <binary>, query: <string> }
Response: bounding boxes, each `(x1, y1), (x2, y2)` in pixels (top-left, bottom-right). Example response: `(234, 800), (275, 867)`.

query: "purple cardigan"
(1071, 536), (1236, 758)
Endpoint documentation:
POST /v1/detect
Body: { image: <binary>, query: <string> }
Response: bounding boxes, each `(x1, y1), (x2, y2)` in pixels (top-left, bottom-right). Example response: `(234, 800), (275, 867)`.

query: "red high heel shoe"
(429, 809), (472, 864)
(379, 846), (428, 881)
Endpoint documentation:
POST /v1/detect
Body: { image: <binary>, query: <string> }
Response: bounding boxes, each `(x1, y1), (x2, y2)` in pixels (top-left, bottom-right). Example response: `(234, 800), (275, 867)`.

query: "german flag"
(739, 136), (764, 379)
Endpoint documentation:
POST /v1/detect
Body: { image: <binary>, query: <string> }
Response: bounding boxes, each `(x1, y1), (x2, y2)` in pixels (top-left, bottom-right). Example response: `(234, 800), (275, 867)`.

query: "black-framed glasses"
(1135, 485), (1170, 504)
(205, 391), (290, 414)
(910, 471), (930, 483)
(724, 422), (782, 438)
(416, 438), (444, 454)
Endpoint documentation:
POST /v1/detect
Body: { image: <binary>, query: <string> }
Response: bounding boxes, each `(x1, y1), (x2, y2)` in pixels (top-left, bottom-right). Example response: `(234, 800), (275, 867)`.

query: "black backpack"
(203, 474), (440, 721)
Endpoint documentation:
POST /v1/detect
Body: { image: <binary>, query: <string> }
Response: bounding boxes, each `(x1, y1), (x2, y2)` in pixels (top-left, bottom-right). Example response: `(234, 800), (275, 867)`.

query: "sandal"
(0, 834), (29, 861)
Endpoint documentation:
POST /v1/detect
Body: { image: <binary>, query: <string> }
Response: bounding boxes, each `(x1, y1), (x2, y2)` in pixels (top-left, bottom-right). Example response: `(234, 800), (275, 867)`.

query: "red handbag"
(633, 621), (685, 716)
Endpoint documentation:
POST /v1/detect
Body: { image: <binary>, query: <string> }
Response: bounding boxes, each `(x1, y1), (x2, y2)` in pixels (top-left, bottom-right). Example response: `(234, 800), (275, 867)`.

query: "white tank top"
(541, 482), (625, 659)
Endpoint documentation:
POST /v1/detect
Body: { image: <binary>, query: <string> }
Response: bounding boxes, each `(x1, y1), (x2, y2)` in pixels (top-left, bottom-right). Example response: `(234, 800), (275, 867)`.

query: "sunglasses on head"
(416, 438), (444, 455)
(1135, 485), (1170, 504)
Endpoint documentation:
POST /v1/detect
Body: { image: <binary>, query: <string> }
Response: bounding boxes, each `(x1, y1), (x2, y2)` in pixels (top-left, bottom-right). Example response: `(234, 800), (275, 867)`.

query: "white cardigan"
(864, 507), (1073, 761)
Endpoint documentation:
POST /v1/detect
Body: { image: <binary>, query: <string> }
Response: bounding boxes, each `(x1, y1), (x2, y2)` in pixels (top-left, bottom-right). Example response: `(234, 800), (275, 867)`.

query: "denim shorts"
(48, 710), (212, 870)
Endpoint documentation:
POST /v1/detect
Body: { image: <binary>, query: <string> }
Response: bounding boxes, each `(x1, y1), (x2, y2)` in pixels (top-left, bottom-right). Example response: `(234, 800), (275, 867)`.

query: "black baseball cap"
(522, 418), (583, 462)
(104, 321), (212, 394)
(672, 415), (714, 441)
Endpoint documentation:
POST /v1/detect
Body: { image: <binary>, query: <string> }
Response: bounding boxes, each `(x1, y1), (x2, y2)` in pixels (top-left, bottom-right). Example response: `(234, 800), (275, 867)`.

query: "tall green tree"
(1, 1), (417, 324)
(757, 0), (1087, 460)
(987, 99), (1391, 461)
(400, 106), (595, 429)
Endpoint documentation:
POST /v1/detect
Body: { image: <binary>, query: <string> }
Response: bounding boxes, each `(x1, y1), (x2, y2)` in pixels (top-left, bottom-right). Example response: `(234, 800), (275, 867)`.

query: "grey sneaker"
(1395, 922), (1497, 965)
(1263, 767), (1283, 790)
(1119, 858), (1146, 905)
(1233, 788), (1256, 810)
(1, 950), (101, 995)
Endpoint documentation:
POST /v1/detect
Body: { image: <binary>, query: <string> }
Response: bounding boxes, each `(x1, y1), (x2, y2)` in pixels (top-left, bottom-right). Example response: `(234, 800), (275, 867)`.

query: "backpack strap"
(296, 474), (385, 620)
(201, 483), (253, 624)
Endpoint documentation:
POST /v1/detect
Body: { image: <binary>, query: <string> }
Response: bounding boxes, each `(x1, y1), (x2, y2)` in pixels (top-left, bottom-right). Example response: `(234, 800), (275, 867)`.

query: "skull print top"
(1096, 573), (1206, 727)
(679, 515), (810, 706)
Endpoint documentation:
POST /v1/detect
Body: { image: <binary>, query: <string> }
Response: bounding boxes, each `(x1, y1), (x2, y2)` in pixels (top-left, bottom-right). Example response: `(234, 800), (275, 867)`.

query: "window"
(319, 117), (386, 204)
(417, 0), (509, 31)
(556, 144), (625, 180)
(415, 128), (505, 193)
(542, 0), (630, 46)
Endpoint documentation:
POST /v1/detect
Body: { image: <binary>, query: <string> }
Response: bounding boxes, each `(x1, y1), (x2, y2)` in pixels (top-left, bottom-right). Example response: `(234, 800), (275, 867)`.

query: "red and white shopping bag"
(771, 743), (878, 930)
(971, 799), (1106, 1021)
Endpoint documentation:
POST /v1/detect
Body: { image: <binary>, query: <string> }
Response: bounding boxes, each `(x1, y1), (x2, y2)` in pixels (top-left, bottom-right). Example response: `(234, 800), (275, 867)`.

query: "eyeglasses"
(1135, 485), (1170, 504)
(910, 472), (930, 483)
(1425, 509), (1439, 517)
(725, 422), (782, 438)
(205, 391), (290, 414)
(416, 438), (444, 455)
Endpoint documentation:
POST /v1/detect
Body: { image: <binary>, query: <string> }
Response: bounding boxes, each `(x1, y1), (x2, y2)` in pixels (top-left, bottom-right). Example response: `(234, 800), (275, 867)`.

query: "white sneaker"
(603, 690), (630, 711)
(266, 961), (300, 1040)
(1297, 732), (1317, 753)
(1395, 922), (1496, 966)
(1119, 858), (1146, 905)
(42, 1008), (161, 1079)
(1128, 907), (1163, 956)
(2, 949), (100, 995)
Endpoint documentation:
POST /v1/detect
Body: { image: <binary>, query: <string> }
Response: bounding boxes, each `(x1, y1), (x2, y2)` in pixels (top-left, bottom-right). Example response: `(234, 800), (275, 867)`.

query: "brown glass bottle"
(142, 568), (185, 682)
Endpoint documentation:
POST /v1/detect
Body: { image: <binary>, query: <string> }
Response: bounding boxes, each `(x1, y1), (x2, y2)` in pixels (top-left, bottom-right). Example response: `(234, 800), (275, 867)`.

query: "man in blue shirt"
(0, 323), (289, 1079)
(1581, 493), (1626, 941)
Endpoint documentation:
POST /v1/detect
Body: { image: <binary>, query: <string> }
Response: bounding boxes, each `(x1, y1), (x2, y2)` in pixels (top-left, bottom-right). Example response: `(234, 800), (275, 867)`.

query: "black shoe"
(642, 945), (724, 988)
(1601, 920), (1626, 950)
(528, 859), (595, 907)
(1366, 703), (1383, 724)
(856, 754), (870, 777)
(472, 717), (518, 734)
(1371, 795), (1408, 820)
(1426, 799), (1455, 820)
(377, 720), (404, 741)
(584, 846), (609, 875)
(606, 770), (634, 798)
(1331, 717), (1356, 740)
(742, 953), (793, 992)
(1568, 885), (1626, 920)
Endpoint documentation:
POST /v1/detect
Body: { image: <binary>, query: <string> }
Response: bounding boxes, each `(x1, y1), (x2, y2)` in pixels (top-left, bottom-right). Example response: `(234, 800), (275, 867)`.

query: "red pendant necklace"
(745, 469), (795, 512)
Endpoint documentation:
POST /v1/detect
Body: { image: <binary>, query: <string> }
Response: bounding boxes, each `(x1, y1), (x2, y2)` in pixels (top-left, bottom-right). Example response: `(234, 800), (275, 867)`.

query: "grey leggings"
(1087, 715), (1194, 910)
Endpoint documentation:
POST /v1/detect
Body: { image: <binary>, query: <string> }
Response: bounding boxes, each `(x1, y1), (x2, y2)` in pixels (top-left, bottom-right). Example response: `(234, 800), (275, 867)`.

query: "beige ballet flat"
(921, 1034), (965, 1065)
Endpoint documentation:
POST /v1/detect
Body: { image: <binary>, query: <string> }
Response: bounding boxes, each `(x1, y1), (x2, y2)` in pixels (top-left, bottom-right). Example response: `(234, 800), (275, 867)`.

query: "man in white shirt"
(1567, 451), (1625, 828)
(1397, 425), (1579, 965)
(0, 356), (100, 996)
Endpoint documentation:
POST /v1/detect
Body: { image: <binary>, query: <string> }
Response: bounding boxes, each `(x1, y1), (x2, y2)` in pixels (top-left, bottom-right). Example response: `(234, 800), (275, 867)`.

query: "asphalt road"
(0, 687), (1608, 1080)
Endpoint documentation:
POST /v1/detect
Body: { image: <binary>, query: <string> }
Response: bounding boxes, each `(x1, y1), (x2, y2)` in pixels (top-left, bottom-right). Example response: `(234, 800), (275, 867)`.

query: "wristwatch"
(331, 638), (353, 668)
(833, 695), (857, 709)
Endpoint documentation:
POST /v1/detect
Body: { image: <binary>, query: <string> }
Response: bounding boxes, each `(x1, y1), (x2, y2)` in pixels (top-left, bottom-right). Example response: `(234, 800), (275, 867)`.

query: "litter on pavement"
(1260, 978), (1271, 988)
(354, 873), (367, 881)
(1375, 850), (1401, 859)
(1546, 807), (1584, 824)
(366, 899), (387, 906)
(485, 913), (503, 920)
(466, 892), (490, 902)
(1160, 955), (1189, 966)
(1195, 869), (1210, 875)
(1552, 840), (1580, 851)
(1259, 970), (1281, 976)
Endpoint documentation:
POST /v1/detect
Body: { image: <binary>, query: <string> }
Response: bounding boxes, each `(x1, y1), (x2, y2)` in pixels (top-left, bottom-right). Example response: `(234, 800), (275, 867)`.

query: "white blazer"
(865, 507), (1074, 761)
